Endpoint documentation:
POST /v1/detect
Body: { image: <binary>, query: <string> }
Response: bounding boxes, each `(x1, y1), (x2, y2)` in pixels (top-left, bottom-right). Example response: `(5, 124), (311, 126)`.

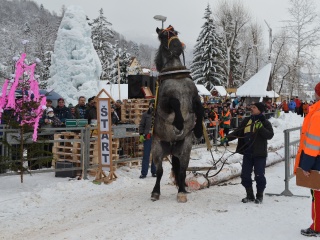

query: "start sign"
(97, 96), (112, 166)
(95, 88), (117, 183)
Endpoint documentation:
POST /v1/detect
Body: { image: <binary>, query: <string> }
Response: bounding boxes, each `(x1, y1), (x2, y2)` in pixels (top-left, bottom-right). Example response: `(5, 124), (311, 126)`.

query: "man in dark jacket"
(114, 100), (122, 122)
(224, 102), (274, 204)
(85, 97), (97, 125)
(74, 96), (86, 119)
(111, 105), (119, 125)
(138, 100), (156, 179)
(54, 98), (72, 126)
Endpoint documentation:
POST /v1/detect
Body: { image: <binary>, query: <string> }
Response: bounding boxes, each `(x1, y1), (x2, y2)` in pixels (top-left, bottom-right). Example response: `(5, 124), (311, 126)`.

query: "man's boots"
(255, 192), (263, 204)
(242, 187), (255, 203)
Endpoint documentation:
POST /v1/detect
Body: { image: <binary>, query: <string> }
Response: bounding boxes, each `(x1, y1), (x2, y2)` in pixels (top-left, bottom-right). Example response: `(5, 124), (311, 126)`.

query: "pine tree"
(190, 4), (226, 90)
(132, 43), (139, 60)
(109, 41), (131, 84)
(229, 43), (242, 87)
(91, 8), (114, 80)
(38, 51), (52, 88)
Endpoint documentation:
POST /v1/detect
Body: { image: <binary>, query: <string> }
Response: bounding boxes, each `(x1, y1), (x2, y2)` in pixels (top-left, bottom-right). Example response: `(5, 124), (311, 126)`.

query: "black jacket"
(85, 106), (97, 124)
(54, 106), (72, 124)
(139, 109), (153, 136)
(227, 115), (274, 157)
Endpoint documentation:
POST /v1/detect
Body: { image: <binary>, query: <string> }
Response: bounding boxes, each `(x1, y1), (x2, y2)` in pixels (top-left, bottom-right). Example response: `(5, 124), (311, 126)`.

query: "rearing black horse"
(151, 25), (203, 202)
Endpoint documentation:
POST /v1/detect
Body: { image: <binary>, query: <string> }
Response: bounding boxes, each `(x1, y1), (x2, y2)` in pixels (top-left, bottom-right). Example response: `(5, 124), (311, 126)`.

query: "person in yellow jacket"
(294, 82), (320, 237)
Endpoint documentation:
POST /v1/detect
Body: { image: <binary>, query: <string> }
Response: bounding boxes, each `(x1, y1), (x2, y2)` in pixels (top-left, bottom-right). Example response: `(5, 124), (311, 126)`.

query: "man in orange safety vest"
(295, 82), (320, 237)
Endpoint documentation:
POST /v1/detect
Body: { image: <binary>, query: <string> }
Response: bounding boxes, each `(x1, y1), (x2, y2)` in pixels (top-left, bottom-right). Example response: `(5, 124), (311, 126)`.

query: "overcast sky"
(33, 0), (319, 50)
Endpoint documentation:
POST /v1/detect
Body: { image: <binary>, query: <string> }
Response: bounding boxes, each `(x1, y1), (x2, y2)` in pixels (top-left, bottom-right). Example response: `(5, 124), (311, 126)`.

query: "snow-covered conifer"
(109, 41), (131, 84)
(190, 4), (226, 90)
(91, 8), (114, 80)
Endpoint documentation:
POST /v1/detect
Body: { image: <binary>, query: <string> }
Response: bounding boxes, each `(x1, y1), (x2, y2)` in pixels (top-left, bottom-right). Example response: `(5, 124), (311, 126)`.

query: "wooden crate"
(52, 132), (99, 166)
(113, 158), (141, 169)
(120, 98), (152, 124)
(52, 132), (81, 166)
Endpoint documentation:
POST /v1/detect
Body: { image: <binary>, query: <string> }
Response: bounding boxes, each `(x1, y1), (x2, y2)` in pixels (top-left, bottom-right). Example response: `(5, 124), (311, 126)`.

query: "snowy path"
(0, 160), (313, 240)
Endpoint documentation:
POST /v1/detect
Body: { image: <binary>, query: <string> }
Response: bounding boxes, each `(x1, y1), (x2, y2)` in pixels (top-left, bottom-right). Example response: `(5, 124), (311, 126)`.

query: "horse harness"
(160, 26), (187, 67)
(158, 67), (192, 84)
(151, 67), (193, 142)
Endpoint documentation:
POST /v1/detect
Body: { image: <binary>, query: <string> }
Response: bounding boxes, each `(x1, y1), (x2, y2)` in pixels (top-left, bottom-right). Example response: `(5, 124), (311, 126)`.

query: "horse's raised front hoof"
(177, 192), (187, 203)
(151, 192), (160, 201)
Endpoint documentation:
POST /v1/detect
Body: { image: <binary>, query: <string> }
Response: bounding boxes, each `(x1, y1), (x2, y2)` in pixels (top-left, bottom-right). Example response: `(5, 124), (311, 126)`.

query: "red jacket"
(282, 101), (289, 112)
(294, 98), (301, 108)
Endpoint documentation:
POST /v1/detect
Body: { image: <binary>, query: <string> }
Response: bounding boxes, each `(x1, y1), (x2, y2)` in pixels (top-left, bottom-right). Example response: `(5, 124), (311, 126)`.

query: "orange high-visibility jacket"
(222, 111), (231, 125)
(209, 111), (219, 127)
(294, 100), (320, 173)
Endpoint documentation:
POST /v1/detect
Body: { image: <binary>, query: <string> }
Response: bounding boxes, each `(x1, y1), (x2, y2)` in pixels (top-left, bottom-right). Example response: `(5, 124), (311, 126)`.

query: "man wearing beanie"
(294, 82), (320, 237)
(222, 101), (274, 204)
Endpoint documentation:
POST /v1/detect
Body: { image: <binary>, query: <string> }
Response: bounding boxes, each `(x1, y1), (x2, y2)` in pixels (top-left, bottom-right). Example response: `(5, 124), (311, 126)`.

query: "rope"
(191, 119), (262, 187)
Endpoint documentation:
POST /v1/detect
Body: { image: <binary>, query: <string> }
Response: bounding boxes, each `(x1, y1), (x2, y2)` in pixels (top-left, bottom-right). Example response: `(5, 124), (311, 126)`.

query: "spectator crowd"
(40, 96), (121, 128)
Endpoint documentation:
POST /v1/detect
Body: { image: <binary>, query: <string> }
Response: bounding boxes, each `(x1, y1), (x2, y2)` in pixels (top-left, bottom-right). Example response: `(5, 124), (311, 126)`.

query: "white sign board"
(99, 100), (110, 132)
(97, 97), (112, 166)
(101, 133), (110, 164)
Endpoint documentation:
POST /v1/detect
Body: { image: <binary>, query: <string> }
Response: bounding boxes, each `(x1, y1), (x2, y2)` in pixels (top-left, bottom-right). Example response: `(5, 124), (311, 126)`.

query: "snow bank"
(185, 111), (303, 189)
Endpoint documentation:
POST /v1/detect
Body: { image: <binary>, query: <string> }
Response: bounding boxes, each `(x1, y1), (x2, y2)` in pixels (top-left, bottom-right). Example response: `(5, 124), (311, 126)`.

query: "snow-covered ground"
(0, 112), (312, 240)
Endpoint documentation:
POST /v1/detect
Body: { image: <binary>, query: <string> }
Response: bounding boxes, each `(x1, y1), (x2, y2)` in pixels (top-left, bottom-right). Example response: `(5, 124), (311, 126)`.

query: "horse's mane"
(155, 46), (164, 72)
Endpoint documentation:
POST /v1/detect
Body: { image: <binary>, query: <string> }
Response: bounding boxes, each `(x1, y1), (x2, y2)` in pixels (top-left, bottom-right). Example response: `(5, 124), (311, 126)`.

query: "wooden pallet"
(113, 158), (141, 169)
(121, 99), (153, 124)
(52, 132), (98, 166)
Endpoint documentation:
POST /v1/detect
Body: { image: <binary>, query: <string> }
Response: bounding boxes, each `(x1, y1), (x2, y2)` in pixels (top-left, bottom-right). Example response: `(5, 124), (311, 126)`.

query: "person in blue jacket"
(288, 99), (296, 113)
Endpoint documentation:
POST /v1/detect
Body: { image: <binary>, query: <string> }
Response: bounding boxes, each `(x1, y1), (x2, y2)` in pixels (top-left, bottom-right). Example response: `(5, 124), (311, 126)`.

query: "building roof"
(196, 84), (211, 96)
(210, 86), (228, 96)
(236, 63), (272, 97)
(266, 90), (279, 98)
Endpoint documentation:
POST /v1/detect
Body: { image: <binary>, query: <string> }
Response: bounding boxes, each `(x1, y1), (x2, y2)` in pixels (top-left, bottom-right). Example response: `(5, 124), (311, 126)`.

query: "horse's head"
(156, 25), (184, 59)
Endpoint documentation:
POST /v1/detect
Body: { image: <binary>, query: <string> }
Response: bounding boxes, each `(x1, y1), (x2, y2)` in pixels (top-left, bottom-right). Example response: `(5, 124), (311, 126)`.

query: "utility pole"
(264, 20), (273, 91)
(264, 20), (272, 63)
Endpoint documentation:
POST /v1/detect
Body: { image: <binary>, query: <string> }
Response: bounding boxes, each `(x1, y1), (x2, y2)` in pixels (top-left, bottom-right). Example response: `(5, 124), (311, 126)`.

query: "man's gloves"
(255, 114), (265, 130)
(139, 135), (145, 143)
(255, 121), (263, 129)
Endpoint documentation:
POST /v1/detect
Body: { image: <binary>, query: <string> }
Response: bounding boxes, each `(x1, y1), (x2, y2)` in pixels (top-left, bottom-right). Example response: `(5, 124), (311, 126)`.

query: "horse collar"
(157, 66), (192, 82)
(158, 69), (191, 77)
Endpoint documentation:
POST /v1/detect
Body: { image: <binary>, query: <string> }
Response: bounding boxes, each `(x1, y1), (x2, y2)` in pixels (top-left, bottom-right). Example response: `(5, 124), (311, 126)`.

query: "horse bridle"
(160, 27), (186, 67)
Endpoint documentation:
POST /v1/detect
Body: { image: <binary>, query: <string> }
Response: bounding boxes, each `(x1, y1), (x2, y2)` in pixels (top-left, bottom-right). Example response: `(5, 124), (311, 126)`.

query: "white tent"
(236, 63), (272, 97)
(266, 90), (279, 98)
(196, 84), (211, 96)
(210, 86), (228, 97)
(98, 82), (128, 101)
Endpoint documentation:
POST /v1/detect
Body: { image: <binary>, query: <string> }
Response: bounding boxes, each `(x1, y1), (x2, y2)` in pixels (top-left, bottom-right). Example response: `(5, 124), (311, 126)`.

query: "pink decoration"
(0, 53), (46, 141)
(0, 79), (9, 117)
